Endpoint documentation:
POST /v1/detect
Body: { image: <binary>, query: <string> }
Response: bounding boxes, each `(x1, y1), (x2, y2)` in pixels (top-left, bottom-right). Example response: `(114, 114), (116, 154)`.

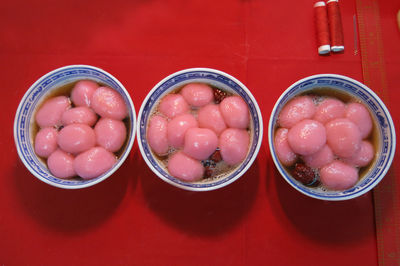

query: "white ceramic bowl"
(269, 74), (396, 200)
(14, 65), (136, 189)
(137, 68), (263, 191)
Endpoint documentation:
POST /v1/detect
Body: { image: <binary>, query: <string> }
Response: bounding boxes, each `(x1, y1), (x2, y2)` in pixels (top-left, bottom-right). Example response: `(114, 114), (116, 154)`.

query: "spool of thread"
(314, 2), (331, 55)
(327, 0), (344, 52)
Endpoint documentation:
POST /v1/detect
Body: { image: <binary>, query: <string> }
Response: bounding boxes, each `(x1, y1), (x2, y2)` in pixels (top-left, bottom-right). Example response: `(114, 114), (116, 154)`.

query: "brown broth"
(275, 87), (379, 190)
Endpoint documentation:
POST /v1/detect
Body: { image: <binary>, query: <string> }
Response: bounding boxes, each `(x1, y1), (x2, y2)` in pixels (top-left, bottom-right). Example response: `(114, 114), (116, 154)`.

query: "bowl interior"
(138, 69), (262, 191)
(14, 65), (136, 189)
(269, 75), (396, 200)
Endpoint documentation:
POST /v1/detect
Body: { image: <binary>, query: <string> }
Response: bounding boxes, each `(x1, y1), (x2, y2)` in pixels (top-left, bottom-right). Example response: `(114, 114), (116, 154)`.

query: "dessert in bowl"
(269, 74), (396, 200)
(14, 65), (136, 189)
(137, 68), (263, 191)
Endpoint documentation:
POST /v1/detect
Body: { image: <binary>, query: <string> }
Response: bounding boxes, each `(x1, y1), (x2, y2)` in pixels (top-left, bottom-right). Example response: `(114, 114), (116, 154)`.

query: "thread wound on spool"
(327, 0), (344, 52)
(314, 1), (331, 55)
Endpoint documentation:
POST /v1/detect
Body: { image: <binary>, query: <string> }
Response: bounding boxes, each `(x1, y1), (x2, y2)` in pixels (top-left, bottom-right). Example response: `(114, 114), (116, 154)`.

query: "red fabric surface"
(372, 1), (400, 265)
(0, 0), (399, 265)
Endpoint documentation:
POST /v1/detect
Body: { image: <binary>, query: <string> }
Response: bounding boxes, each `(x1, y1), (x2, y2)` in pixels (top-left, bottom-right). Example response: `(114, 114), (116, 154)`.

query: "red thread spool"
(314, 2), (331, 55)
(327, 0), (344, 52)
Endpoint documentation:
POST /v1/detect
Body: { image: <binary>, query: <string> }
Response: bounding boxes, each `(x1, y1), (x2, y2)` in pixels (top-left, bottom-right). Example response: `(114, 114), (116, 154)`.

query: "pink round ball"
(278, 96), (316, 128)
(159, 94), (189, 118)
(274, 128), (297, 166)
(34, 127), (58, 158)
(219, 96), (250, 129)
(197, 104), (227, 135)
(57, 124), (96, 154)
(183, 128), (218, 160)
(287, 119), (326, 156)
(168, 151), (204, 182)
(47, 149), (76, 179)
(147, 115), (169, 156)
(95, 118), (127, 152)
(302, 144), (334, 169)
(180, 83), (214, 107)
(91, 86), (128, 120)
(325, 118), (362, 158)
(61, 106), (98, 126)
(320, 160), (359, 190)
(70, 80), (98, 107)
(36, 96), (71, 128)
(345, 102), (373, 139)
(219, 128), (250, 166)
(167, 113), (198, 148)
(313, 98), (345, 124)
(343, 140), (375, 167)
(73, 147), (116, 180)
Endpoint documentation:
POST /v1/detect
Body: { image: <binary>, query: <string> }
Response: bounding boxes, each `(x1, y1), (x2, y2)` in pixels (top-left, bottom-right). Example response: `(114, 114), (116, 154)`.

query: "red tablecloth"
(1, 0), (399, 265)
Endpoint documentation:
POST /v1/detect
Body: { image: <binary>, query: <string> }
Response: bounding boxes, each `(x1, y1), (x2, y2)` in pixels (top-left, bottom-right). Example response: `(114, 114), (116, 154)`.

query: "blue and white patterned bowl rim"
(268, 74), (396, 201)
(137, 68), (263, 191)
(14, 65), (136, 189)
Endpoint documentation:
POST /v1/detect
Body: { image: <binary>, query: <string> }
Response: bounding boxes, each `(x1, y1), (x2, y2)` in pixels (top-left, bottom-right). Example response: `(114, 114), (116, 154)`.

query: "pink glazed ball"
(219, 96), (250, 129)
(167, 113), (198, 148)
(159, 94), (189, 118)
(35, 96), (71, 128)
(278, 96), (316, 128)
(73, 147), (117, 180)
(61, 106), (98, 126)
(219, 128), (250, 165)
(313, 98), (346, 124)
(34, 127), (59, 158)
(57, 123), (96, 154)
(345, 102), (373, 139)
(47, 149), (76, 179)
(274, 128), (297, 166)
(70, 80), (99, 107)
(325, 118), (362, 158)
(197, 104), (227, 136)
(287, 119), (326, 156)
(180, 83), (214, 107)
(183, 128), (218, 160)
(343, 140), (375, 167)
(147, 115), (169, 156)
(168, 151), (204, 182)
(320, 160), (359, 190)
(302, 144), (334, 169)
(91, 86), (128, 120)
(95, 118), (127, 152)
